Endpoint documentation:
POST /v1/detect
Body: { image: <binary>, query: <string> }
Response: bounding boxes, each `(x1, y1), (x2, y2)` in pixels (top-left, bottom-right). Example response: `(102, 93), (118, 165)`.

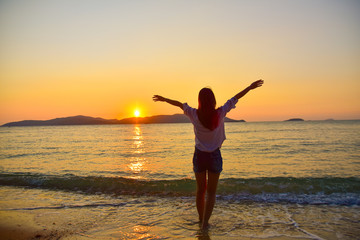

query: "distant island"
(284, 118), (305, 122)
(1, 114), (245, 127)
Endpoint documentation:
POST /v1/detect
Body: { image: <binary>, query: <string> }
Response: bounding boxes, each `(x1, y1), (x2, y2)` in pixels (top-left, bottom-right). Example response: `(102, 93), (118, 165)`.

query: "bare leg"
(195, 172), (207, 222)
(202, 171), (220, 229)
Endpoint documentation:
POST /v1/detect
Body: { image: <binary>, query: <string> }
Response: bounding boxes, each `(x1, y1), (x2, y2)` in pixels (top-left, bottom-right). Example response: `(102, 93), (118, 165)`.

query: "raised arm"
(234, 79), (264, 100)
(152, 95), (184, 110)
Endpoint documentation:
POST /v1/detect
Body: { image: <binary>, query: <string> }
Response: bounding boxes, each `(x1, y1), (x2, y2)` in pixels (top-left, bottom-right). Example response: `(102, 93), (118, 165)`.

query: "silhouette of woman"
(153, 79), (264, 229)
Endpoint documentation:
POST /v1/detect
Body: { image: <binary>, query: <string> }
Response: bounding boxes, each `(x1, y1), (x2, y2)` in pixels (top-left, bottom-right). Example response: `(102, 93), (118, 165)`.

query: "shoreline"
(1, 192), (359, 239)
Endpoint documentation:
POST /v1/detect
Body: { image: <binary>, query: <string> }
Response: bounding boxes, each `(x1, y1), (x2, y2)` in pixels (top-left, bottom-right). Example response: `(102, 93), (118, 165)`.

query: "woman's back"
(183, 97), (238, 152)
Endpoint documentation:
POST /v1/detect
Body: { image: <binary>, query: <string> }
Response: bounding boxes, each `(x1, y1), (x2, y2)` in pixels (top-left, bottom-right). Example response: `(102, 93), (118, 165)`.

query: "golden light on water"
(128, 160), (145, 174)
(132, 225), (152, 239)
(132, 126), (144, 153)
(128, 125), (147, 178)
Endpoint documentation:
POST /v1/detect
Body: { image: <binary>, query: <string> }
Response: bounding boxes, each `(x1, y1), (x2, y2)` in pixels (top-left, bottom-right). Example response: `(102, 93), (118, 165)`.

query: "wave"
(1, 172), (359, 206)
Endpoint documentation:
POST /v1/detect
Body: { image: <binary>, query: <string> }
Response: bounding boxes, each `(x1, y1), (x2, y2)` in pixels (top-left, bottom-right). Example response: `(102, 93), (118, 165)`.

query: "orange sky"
(1, 0), (359, 124)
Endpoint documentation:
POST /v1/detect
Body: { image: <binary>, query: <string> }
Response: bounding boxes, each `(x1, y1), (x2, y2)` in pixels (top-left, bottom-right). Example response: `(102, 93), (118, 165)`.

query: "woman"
(153, 79), (264, 229)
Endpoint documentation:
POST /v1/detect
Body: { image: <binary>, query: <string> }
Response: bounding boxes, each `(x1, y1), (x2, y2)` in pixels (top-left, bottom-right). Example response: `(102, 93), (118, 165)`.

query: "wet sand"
(0, 210), (79, 240)
(0, 211), (46, 240)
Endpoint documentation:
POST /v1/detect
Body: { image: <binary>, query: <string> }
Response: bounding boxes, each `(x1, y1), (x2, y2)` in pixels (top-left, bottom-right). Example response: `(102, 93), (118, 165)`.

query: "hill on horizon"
(1, 114), (245, 127)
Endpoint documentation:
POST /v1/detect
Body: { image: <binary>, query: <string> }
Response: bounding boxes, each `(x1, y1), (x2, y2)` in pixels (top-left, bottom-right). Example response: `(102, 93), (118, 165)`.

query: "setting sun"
(134, 110), (140, 117)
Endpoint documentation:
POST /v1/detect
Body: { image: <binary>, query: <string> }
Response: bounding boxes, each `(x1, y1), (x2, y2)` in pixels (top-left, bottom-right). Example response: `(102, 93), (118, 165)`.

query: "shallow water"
(0, 121), (360, 239)
(1, 186), (359, 239)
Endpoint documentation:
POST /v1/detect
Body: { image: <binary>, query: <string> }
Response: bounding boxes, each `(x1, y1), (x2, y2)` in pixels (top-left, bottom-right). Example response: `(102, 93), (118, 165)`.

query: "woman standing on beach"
(153, 79), (264, 229)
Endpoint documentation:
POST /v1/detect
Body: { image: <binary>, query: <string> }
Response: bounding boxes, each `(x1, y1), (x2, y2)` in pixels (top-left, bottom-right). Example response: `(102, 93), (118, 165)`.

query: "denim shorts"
(193, 147), (223, 173)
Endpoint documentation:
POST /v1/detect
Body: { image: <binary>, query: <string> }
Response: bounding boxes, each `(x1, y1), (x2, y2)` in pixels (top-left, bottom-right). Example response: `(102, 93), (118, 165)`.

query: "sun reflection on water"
(132, 126), (144, 153)
(128, 158), (146, 174)
(128, 125), (147, 178)
(132, 225), (151, 239)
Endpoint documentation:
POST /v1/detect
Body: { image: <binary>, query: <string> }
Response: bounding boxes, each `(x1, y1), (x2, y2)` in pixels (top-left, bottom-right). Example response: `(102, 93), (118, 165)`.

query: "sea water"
(0, 121), (359, 239)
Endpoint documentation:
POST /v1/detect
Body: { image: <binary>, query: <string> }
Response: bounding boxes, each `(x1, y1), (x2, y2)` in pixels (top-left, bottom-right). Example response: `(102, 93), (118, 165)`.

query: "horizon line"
(1, 114), (360, 127)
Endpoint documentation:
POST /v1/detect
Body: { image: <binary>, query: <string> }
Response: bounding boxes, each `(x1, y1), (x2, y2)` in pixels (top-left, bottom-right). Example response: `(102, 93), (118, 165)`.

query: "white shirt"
(183, 97), (238, 152)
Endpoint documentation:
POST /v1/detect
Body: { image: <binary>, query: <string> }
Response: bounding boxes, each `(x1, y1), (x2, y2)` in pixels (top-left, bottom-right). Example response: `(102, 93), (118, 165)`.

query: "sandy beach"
(1, 186), (360, 240)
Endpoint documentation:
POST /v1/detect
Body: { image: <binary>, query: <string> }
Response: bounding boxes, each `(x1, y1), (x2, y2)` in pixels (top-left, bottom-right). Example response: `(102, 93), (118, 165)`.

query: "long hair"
(197, 88), (219, 130)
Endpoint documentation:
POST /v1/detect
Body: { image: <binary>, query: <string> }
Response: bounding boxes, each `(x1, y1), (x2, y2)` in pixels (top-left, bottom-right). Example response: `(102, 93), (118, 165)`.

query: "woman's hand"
(152, 95), (184, 109)
(249, 79), (264, 89)
(152, 95), (166, 102)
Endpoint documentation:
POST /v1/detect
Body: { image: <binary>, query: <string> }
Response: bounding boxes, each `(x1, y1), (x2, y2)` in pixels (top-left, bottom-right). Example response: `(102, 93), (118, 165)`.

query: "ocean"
(0, 120), (359, 239)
